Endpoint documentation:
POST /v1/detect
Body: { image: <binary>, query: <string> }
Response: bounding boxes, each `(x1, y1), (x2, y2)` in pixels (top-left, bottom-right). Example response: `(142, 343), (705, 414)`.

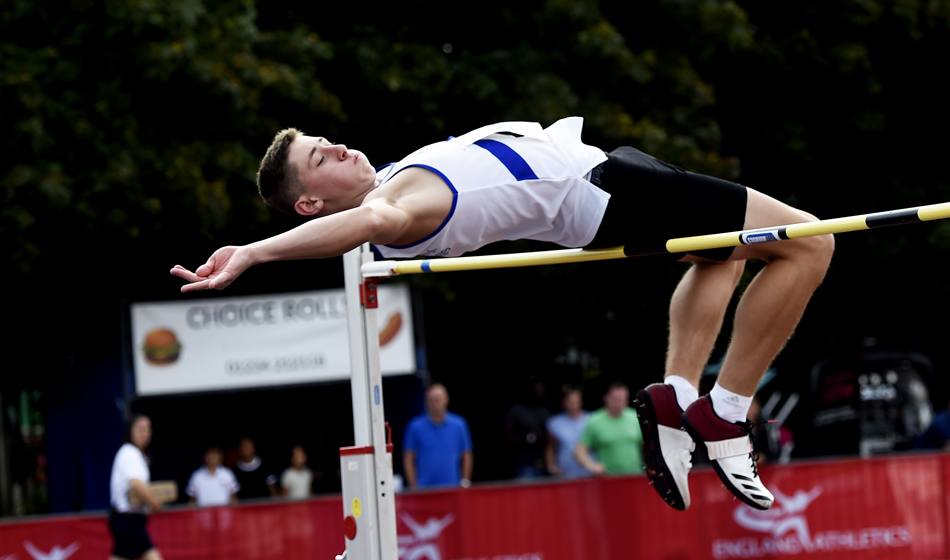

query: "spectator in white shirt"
(186, 446), (239, 506)
(280, 445), (313, 499)
(109, 413), (164, 560)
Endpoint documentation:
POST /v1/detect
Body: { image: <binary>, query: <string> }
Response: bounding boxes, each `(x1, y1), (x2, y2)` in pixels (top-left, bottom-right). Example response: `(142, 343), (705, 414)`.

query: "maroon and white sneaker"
(681, 396), (774, 510)
(634, 383), (695, 511)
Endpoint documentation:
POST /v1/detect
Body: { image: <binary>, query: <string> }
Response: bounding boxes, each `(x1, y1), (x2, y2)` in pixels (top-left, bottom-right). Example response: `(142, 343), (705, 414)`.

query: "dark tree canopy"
(3, 0), (950, 493)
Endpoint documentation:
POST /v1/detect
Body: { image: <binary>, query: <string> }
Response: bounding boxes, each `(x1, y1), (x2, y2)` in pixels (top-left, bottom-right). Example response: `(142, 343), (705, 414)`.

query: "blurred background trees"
(3, 0), (950, 509)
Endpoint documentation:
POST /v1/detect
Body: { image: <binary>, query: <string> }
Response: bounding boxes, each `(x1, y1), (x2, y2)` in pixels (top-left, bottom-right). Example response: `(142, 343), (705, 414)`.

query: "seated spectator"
(546, 387), (591, 477)
(914, 404), (950, 450)
(233, 437), (278, 500)
(281, 445), (314, 499)
(187, 446), (239, 506)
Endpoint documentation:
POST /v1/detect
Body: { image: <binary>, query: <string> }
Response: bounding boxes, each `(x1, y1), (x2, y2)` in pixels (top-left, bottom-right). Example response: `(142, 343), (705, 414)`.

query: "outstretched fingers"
(181, 280), (212, 293)
(169, 268), (237, 293)
(170, 265), (213, 292)
(170, 265), (202, 283)
(171, 246), (247, 293)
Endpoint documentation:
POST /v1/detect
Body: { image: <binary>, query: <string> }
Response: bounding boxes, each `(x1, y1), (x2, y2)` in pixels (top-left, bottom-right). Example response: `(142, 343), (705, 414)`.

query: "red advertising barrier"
(2, 452), (948, 560)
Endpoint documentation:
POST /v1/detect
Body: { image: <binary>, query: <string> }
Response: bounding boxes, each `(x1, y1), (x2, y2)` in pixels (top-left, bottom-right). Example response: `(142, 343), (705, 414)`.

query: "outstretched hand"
(171, 246), (254, 292)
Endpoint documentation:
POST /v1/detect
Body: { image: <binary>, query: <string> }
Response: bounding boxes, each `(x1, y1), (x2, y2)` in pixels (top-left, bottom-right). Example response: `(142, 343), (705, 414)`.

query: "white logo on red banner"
(397, 514), (544, 560)
(714, 486), (912, 558)
(23, 541), (79, 560)
(398, 514), (455, 560)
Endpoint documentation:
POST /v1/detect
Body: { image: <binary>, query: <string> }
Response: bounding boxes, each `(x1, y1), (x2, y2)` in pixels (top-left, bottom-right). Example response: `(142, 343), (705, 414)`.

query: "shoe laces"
(739, 419), (776, 479)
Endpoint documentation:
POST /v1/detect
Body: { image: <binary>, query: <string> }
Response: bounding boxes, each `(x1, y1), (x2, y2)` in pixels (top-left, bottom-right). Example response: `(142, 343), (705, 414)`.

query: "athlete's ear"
(294, 196), (324, 217)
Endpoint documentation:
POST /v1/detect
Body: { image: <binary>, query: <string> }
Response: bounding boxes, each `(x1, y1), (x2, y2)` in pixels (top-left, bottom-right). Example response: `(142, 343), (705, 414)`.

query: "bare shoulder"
(363, 166), (454, 246)
(367, 166), (449, 200)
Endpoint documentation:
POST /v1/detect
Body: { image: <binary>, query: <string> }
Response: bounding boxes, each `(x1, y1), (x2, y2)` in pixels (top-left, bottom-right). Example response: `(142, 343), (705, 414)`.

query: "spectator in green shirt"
(575, 382), (643, 475)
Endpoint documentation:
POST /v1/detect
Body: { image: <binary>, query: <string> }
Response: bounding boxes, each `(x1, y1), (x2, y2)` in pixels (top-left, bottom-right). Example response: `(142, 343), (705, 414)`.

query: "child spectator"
(186, 446), (239, 507)
(280, 445), (314, 499)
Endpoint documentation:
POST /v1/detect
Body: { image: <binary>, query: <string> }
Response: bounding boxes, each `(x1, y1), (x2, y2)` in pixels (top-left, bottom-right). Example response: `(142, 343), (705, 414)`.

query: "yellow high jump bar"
(360, 201), (950, 278)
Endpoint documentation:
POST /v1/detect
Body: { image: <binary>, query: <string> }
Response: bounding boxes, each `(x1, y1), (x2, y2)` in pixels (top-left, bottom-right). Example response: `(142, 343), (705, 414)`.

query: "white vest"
(373, 117), (609, 258)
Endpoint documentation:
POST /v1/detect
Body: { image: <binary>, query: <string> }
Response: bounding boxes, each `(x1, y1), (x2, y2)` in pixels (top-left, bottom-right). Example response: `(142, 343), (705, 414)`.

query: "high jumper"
(172, 116), (836, 511)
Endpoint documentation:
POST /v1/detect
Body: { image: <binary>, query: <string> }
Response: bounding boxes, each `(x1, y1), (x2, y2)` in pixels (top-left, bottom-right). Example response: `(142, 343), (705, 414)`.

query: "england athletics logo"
(713, 486), (912, 558)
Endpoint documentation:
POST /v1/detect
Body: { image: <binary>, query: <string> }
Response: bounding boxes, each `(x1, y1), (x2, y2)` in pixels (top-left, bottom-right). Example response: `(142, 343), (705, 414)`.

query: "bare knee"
(791, 212), (835, 281)
(740, 190), (835, 272)
(799, 211), (835, 261)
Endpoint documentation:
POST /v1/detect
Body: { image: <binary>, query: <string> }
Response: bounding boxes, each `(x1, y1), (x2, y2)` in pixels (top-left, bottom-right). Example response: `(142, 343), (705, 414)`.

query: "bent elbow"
(357, 206), (384, 243)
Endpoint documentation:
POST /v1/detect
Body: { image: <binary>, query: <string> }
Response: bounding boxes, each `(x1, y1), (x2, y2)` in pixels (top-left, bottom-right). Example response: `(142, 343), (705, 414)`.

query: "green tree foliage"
(1, 0), (758, 283)
(253, 0), (749, 175)
(1, 0), (758, 381)
(1, 0), (341, 277)
(4, 0), (950, 399)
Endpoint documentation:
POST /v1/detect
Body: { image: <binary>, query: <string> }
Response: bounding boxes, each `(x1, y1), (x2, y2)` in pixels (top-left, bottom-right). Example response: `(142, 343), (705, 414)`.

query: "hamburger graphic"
(142, 328), (182, 365)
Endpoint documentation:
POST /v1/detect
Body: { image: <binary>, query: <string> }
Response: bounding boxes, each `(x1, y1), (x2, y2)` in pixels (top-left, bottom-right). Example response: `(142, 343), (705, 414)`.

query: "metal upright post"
(339, 245), (398, 560)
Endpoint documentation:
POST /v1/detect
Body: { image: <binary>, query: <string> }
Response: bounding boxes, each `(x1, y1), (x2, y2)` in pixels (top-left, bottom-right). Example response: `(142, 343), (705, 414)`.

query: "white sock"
(709, 383), (753, 424)
(664, 375), (699, 411)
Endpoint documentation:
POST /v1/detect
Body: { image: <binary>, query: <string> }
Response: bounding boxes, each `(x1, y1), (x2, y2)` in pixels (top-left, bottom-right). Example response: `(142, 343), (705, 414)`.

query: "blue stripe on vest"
(473, 139), (539, 181)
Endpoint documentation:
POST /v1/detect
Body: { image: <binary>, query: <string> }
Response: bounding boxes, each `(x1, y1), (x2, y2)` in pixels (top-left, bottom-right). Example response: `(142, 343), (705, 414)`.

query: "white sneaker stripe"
(704, 435), (752, 460)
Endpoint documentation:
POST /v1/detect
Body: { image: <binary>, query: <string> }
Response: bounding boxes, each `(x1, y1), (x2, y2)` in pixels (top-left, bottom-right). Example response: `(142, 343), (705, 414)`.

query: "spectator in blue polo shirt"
(403, 383), (474, 489)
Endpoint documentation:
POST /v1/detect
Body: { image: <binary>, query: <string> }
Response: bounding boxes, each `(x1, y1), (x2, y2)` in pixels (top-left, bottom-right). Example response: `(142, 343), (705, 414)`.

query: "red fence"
(2, 452), (948, 560)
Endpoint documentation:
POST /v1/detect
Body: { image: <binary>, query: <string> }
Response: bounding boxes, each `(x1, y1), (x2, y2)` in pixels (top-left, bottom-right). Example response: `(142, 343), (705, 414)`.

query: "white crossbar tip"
(361, 261), (397, 278)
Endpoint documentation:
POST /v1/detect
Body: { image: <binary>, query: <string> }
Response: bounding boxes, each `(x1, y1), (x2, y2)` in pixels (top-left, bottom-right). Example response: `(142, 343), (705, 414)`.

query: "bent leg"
(671, 188), (830, 511)
(715, 188), (835, 396)
(665, 259), (745, 389)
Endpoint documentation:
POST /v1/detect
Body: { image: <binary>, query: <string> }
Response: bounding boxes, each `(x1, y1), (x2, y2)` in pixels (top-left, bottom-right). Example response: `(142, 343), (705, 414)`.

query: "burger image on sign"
(142, 328), (182, 365)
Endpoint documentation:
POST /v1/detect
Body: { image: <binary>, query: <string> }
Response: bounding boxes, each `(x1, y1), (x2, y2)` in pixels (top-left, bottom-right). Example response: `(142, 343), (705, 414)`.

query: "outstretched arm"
(172, 203), (408, 292)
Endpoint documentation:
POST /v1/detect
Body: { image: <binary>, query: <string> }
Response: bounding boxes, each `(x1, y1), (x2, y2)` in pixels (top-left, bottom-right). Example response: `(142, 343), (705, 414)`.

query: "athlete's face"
(289, 134), (377, 216)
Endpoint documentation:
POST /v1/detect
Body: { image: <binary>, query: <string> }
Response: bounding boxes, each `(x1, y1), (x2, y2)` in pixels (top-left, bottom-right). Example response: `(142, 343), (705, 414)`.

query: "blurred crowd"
(183, 437), (319, 507)
(153, 369), (950, 510)
(401, 381), (646, 491)
(160, 379), (652, 509)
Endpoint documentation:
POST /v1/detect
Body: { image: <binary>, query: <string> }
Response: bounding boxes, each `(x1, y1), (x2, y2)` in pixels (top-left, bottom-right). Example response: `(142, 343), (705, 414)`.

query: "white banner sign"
(130, 285), (415, 396)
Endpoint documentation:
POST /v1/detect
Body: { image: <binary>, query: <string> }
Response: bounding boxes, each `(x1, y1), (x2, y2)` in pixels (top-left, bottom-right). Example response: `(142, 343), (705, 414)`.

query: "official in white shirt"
(186, 446), (240, 506)
(108, 414), (165, 560)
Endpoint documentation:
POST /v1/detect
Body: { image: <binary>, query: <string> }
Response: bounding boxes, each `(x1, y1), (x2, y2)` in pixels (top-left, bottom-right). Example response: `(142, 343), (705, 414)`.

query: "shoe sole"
(635, 388), (687, 511)
(680, 412), (770, 511)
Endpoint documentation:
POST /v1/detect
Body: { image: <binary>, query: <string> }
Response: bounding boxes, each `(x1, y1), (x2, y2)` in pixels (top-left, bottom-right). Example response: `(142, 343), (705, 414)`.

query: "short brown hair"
(257, 128), (306, 215)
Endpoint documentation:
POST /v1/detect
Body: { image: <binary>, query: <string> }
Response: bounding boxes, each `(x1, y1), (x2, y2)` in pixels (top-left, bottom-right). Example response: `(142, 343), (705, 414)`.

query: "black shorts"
(585, 146), (748, 262)
(109, 511), (155, 559)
